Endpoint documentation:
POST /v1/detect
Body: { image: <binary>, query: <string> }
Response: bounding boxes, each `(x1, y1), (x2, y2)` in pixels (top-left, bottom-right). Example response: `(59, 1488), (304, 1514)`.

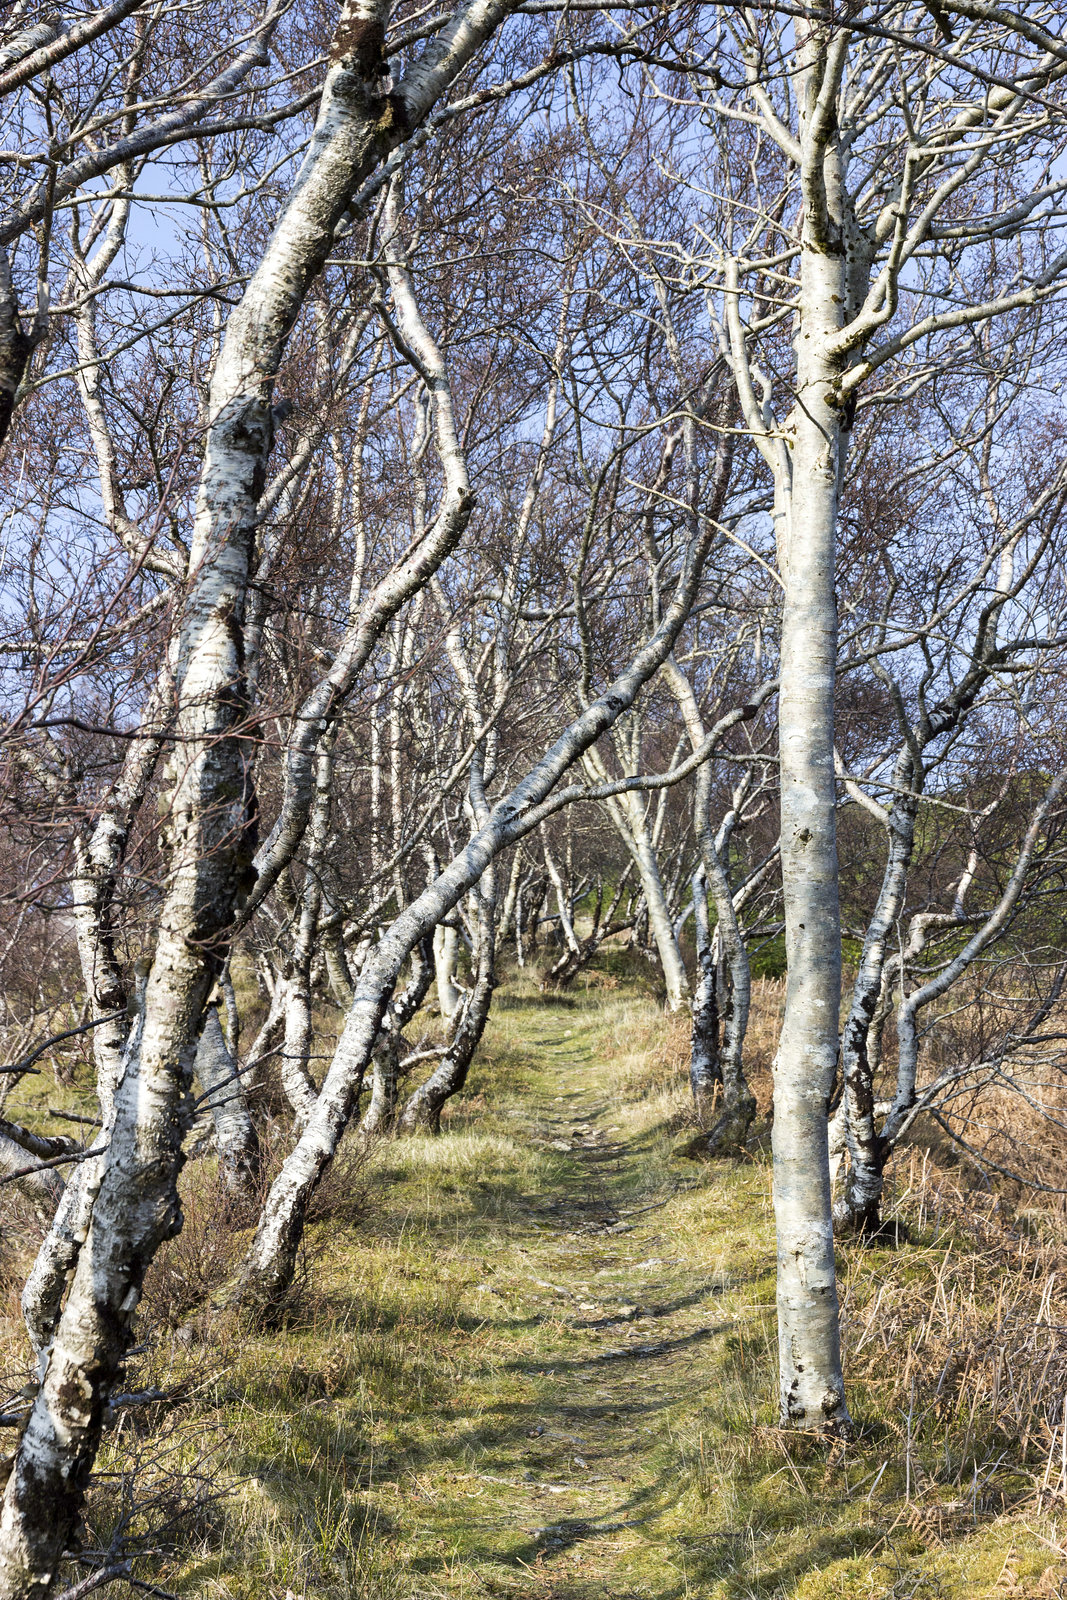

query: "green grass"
(6, 974), (1067, 1598)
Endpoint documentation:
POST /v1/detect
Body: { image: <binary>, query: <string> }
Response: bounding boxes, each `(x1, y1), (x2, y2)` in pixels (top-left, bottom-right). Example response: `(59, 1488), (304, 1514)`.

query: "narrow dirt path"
(366, 1000), (741, 1597)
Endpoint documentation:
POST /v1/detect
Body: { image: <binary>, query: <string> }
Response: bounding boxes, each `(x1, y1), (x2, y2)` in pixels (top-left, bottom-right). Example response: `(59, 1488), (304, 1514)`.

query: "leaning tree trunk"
(399, 862), (497, 1132)
(0, 0), (520, 1582)
(21, 685), (168, 1357)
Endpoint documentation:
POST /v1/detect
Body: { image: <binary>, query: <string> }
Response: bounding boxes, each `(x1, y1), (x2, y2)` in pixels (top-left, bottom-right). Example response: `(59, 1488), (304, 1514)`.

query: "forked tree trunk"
(837, 541), (1024, 1233)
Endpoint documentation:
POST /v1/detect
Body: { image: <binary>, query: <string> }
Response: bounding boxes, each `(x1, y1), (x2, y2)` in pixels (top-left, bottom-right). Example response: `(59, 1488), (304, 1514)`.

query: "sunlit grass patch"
(7, 973), (1067, 1599)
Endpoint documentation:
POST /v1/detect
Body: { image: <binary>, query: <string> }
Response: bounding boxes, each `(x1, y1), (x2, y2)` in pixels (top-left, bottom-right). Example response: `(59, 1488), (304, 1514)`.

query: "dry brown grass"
(6, 971), (1067, 1599)
(595, 976), (787, 1132)
(742, 975), (785, 1115)
(839, 1144), (1067, 1517)
(141, 1120), (372, 1333)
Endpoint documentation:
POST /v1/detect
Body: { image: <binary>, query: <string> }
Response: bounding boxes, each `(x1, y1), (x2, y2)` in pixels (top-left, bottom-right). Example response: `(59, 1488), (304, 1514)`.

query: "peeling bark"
(0, 0), (522, 1582)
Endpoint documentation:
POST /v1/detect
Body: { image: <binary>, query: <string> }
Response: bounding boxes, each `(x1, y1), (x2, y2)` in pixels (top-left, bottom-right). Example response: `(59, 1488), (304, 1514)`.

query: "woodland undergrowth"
(3, 964), (1067, 1599)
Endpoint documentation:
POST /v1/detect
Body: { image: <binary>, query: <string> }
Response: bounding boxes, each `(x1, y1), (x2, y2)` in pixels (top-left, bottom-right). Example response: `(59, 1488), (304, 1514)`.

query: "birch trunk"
(399, 864), (497, 1132)
(360, 1032), (400, 1135)
(600, 791), (689, 1009)
(765, 21), (852, 1433)
(834, 763), (918, 1234)
(236, 482), (722, 1311)
(496, 850), (523, 946)
(885, 768), (1067, 1147)
(541, 832), (582, 962)
(660, 658), (756, 1147)
(836, 529), (1028, 1231)
(194, 1002), (260, 1196)
(693, 767), (756, 1156)
(0, 0), (520, 1583)
(772, 279), (849, 1429)
(688, 868), (720, 1127)
(433, 923), (463, 1019)
(522, 877), (547, 958)
(22, 686), (168, 1356)
(361, 938), (434, 1135)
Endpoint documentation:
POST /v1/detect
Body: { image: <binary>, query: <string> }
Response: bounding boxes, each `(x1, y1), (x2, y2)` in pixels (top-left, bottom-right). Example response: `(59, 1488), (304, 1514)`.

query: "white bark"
(401, 753), (498, 1131)
(585, 770), (689, 1009)
(771, 270), (849, 1431)
(400, 869), (496, 1133)
(748, 19), (853, 1435)
(662, 658), (757, 1148)
(0, 0), (522, 1584)
(194, 1003), (259, 1196)
(688, 868), (720, 1127)
(433, 923), (463, 1019)
(22, 684), (170, 1358)
(361, 938), (434, 1136)
(236, 478), (721, 1310)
